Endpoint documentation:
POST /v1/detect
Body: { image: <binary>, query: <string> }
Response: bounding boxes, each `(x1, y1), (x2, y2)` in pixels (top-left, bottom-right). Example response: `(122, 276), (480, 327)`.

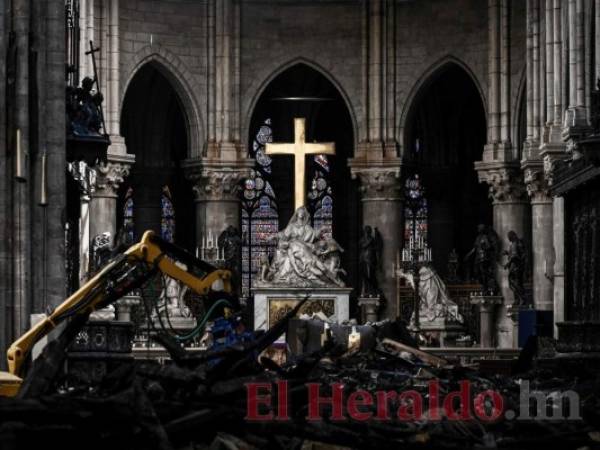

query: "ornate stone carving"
(188, 167), (250, 202)
(476, 164), (527, 203)
(257, 206), (346, 288)
(523, 165), (550, 202)
(93, 160), (132, 197)
(350, 168), (402, 200)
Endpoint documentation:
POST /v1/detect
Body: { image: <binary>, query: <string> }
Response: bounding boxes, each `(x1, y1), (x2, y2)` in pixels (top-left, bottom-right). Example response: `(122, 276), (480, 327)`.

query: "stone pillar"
(184, 159), (252, 245)
(475, 163), (529, 348)
(368, 0), (383, 143)
(349, 160), (403, 320)
(488, 0), (501, 144)
(89, 156), (133, 246)
(563, 0), (589, 150)
(523, 165), (554, 311)
(552, 196), (565, 336)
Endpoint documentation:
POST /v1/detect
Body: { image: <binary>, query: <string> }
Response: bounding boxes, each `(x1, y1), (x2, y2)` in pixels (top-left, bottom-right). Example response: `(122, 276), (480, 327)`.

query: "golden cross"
(265, 118), (335, 210)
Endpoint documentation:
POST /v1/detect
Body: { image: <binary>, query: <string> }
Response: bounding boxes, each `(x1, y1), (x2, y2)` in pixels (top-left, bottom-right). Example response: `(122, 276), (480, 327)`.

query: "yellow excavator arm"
(0, 230), (232, 397)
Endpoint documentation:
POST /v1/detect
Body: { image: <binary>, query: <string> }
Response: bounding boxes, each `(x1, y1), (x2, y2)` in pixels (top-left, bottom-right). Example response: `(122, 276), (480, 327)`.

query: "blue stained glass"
(161, 186), (176, 243)
(123, 187), (134, 242)
(241, 118), (279, 299)
(314, 154), (329, 172)
(404, 174), (428, 246)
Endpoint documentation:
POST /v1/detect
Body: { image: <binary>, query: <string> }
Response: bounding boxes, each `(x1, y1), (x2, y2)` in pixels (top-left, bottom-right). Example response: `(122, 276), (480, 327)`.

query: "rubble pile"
(1, 306), (599, 450)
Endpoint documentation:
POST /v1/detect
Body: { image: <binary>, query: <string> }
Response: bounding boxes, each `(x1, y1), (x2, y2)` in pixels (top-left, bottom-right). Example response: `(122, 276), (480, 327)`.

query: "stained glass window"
(241, 119), (278, 299)
(161, 186), (176, 243)
(404, 174), (428, 245)
(308, 168), (333, 238)
(123, 187), (135, 243)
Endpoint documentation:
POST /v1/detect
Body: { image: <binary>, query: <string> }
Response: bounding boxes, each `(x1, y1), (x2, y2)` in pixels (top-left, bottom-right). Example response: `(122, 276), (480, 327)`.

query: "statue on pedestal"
(358, 226), (382, 297)
(503, 230), (530, 306)
(259, 206), (345, 288)
(465, 224), (500, 294)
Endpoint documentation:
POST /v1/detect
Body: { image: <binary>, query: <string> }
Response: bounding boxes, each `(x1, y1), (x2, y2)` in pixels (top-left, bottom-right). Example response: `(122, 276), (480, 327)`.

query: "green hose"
(174, 298), (232, 342)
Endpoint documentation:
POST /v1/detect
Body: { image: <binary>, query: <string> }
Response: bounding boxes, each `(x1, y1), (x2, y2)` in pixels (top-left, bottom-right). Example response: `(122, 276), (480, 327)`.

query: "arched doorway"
(403, 63), (490, 280)
(120, 63), (194, 250)
(242, 63), (359, 300)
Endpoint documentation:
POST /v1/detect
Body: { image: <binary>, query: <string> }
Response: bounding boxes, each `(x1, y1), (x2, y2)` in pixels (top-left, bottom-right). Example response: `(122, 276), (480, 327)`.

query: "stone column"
(475, 163), (529, 348)
(488, 0), (501, 144)
(184, 159), (252, 245)
(523, 165), (554, 311)
(368, 0), (383, 143)
(563, 0), (589, 150)
(552, 196), (565, 335)
(349, 159), (403, 320)
(89, 156), (133, 246)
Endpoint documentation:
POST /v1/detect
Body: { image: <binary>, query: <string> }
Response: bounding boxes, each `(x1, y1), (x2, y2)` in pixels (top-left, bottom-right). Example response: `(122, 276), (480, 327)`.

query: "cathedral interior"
(1, 0), (600, 448)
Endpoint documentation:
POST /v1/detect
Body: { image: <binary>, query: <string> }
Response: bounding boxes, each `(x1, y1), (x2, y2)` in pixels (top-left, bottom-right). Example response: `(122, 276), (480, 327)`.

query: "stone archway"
(402, 62), (490, 282)
(120, 62), (195, 250)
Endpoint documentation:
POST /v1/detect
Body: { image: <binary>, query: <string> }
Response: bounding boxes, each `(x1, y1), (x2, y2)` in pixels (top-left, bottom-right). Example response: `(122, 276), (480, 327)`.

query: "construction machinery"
(0, 230), (234, 397)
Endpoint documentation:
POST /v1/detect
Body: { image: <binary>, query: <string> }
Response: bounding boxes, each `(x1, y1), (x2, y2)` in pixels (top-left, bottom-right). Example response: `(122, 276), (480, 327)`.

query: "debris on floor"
(1, 307), (599, 450)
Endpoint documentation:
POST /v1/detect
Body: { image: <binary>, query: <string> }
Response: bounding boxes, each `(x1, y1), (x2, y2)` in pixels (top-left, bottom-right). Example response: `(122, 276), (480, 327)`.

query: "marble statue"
(503, 230), (529, 306)
(259, 206), (346, 288)
(398, 264), (463, 324)
(359, 225), (381, 297)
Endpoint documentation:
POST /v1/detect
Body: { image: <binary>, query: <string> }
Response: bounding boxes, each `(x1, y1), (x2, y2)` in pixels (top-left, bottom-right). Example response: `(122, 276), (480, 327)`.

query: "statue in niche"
(503, 230), (530, 306)
(260, 206), (346, 288)
(358, 225), (382, 297)
(397, 264), (463, 324)
(218, 225), (242, 294)
(465, 224), (500, 294)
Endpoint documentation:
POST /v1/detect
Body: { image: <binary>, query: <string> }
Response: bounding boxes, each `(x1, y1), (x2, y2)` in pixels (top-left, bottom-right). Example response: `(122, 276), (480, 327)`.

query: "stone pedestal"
(416, 318), (464, 347)
(506, 304), (527, 348)
(115, 295), (140, 323)
(470, 295), (503, 348)
(358, 296), (381, 323)
(252, 287), (351, 334)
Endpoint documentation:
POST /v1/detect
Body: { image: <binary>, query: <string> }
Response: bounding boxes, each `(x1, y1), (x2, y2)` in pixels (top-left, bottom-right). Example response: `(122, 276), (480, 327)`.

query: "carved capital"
(540, 142), (567, 187)
(93, 160), (132, 198)
(475, 162), (527, 203)
(184, 158), (253, 202)
(350, 167), (403, 200)
(523, 164), (550, 203)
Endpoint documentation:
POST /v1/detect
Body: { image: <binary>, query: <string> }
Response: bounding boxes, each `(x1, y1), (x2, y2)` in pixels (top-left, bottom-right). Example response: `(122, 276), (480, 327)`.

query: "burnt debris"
(1, 312), (599, 450)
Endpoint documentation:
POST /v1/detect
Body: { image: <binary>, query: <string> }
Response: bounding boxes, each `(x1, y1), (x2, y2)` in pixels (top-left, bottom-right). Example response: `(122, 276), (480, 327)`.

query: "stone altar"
(252, 206), (351, 333)
(253, 287), (351, 331)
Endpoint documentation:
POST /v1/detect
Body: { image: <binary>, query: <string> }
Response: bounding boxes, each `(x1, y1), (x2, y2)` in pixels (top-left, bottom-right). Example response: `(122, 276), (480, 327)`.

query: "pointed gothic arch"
(399, 56), (487, 157)
(400, 59), (490, 280)
(243, 58), (360, 153)
(119, 61), (195, 250)
(120, 45), (204, 157)
(242, 62), (359, 300)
